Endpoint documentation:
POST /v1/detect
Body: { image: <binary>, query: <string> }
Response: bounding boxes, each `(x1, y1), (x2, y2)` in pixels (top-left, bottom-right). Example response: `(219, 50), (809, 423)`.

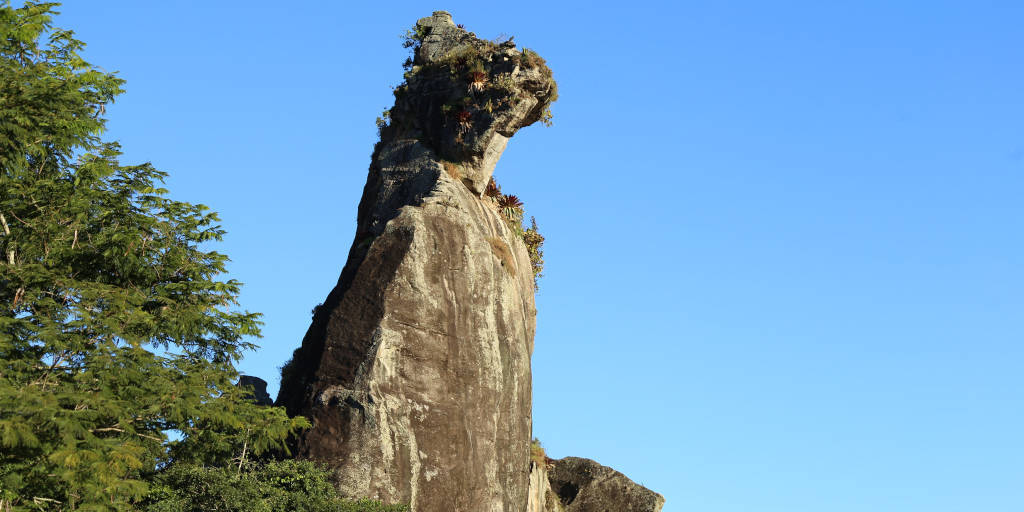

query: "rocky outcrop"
(237, 375), (273, 406)
(537, 457), (666, 512)
(275, 11), (555, 512)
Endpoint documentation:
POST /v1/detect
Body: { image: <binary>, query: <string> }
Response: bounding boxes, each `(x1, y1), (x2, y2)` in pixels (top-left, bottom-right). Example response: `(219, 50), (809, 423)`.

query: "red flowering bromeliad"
(498, 194), (524, 221)
(456, 109), (473, 134)
(468, 70), (488, 93)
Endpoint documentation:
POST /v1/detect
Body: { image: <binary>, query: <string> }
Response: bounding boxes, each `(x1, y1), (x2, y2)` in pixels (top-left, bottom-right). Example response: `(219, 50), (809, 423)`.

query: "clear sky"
(50, 1), (1023, 511)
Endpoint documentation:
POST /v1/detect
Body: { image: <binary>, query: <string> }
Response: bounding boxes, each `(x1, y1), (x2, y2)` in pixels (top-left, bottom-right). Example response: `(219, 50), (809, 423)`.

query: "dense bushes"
(0, 4), (406, 510)
(142, 461), (407, 512)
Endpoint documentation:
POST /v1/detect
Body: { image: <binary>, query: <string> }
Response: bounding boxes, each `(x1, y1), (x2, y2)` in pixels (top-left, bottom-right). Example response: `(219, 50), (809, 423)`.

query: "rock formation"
(529, 457), (666, 512)
(237, 375), (273, 406)
(276, 11), (555, 512)
(527, 461), (563, 512)
(276, 11), (665, 512)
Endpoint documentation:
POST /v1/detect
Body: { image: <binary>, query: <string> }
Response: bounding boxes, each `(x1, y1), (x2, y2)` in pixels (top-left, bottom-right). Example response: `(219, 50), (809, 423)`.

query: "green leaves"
(141, 461), (408, 512)
(523, 217), (545, 290)
(484, 177), (545, 288)
(0, 2), (123, 173)
(0, 3), (307, 510)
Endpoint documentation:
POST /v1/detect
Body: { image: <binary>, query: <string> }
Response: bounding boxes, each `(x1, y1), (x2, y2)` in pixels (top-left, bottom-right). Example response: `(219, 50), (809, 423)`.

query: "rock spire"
(276, 11), (555, 511)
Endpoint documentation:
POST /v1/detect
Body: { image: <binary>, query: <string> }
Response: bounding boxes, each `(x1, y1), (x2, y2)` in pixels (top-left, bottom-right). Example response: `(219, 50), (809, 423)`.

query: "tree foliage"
(0, 3), (307, 510)
(141, 461), (408, 512)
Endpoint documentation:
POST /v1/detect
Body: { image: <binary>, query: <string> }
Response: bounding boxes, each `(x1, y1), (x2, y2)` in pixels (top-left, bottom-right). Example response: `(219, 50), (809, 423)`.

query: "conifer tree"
(0, 3), (307, 510)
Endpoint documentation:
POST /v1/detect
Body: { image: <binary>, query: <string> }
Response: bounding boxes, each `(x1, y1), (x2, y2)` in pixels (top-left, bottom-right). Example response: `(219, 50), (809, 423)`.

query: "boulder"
(237, 375), (273, 406)
(544, 457), (665, 512)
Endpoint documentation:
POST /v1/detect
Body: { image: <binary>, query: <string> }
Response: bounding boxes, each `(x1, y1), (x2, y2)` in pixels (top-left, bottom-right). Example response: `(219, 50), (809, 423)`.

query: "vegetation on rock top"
(378, 13), (558, 162)
(387, 13), (554, 290)
(485, 176), (545, 289)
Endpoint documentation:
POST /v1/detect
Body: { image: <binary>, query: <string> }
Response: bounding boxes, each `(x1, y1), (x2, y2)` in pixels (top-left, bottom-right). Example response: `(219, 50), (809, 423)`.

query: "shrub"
(0, 4), (308, 509)
(485, 177), (545, 289)
(523, 218), (545, 290)
(530, 438), (548, 467)
(142, 460), (408, 512)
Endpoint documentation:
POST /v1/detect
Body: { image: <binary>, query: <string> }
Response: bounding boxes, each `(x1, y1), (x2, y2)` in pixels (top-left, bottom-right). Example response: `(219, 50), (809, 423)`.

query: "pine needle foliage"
(0, 3), (307, 510)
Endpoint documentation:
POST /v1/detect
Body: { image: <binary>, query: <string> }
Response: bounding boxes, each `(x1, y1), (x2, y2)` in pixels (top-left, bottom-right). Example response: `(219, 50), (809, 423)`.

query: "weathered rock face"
(527, 461), (564, 512)
(275, 11), (555, 512)
(537, 457), (666, 512)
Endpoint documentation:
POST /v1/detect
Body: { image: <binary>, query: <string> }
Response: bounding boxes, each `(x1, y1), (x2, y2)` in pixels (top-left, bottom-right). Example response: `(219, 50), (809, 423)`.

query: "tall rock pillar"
(276, 12), (557, 512)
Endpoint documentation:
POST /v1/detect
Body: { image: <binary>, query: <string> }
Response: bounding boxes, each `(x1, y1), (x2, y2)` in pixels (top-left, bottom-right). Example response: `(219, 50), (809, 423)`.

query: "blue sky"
(53, 1), (1023, 511)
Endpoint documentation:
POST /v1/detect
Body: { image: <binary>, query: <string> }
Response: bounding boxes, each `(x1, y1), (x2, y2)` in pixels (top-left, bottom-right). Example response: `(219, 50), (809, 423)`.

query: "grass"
(441, 160), (461, 180)
(487, 236), (516, 277)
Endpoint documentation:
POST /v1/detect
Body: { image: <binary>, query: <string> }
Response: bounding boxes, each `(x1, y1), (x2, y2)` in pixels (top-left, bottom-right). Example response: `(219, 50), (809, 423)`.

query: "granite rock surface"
(543, 457), (666, 512)
(276, 11), (554, 512)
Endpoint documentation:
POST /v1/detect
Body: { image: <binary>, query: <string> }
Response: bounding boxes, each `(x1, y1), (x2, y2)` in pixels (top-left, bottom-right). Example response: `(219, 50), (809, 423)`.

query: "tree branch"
(90, 427), (163, 442)
(0, 213), (13, 265)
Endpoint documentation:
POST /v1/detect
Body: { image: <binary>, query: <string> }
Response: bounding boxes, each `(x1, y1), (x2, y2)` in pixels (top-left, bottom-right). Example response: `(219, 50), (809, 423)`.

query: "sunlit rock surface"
(276, 11), (554, 512)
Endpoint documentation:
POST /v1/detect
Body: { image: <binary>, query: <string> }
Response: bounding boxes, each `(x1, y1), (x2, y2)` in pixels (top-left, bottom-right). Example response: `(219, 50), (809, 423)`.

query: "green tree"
(0, 3), (307, 510)
(141, 460), (408, 512)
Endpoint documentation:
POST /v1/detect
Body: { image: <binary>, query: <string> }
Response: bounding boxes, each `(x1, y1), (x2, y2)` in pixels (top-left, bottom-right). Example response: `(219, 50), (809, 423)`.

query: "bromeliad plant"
(468, 71), (488, 91)
(497, 194), (524, 223)
(522, 217), (545, 289)
(456, 109), (473, 134)
(486, 176), (544, 288)
(467, 62), (488, 93)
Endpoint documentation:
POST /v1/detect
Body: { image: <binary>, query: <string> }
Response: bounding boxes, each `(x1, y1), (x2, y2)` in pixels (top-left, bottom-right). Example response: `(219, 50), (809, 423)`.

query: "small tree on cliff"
(0, 3), (306, 510)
